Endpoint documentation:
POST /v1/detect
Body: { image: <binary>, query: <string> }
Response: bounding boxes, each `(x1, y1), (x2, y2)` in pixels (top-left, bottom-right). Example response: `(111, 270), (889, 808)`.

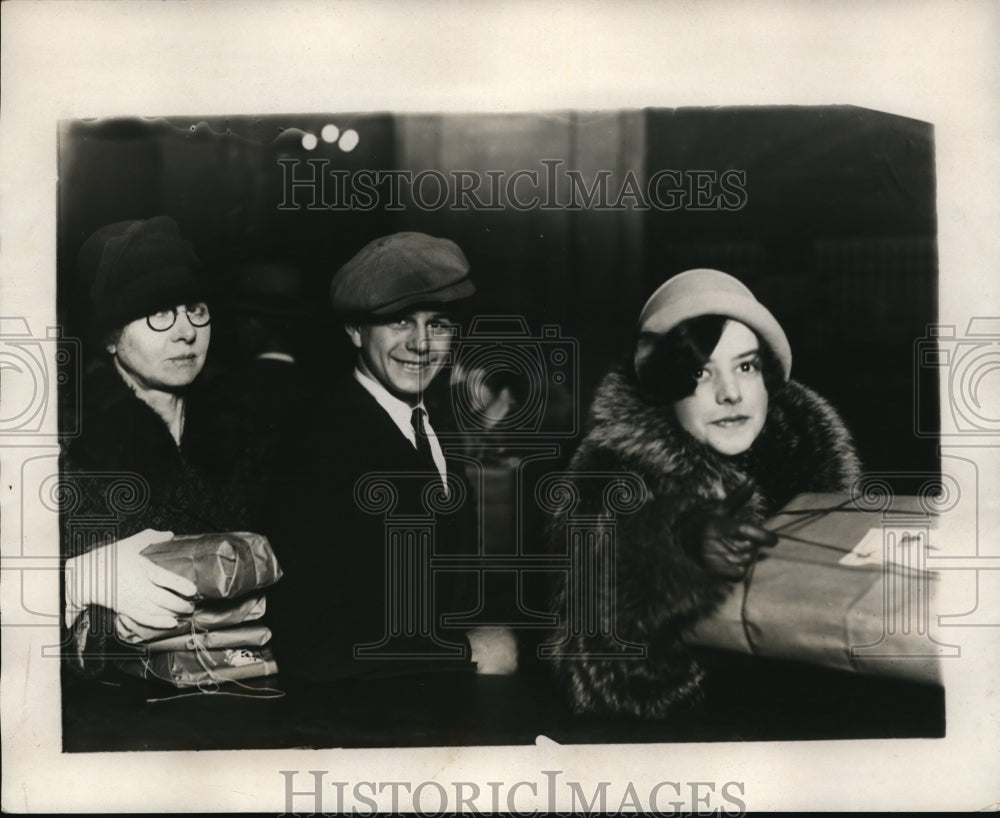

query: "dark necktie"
(410, 407), (436, 469)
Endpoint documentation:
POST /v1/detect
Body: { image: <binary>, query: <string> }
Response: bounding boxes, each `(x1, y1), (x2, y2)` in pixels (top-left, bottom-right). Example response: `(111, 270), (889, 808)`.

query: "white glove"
(64, 529), (197, 631)
(468, 626), (518, 675)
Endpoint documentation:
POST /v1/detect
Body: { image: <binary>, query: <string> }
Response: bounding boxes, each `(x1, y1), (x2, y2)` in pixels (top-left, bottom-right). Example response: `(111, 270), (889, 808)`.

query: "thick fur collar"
(579, 365), (860, 515)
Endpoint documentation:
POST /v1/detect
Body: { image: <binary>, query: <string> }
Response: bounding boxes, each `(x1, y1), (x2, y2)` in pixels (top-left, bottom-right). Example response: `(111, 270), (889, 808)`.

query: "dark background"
(58, 106), (939, 479)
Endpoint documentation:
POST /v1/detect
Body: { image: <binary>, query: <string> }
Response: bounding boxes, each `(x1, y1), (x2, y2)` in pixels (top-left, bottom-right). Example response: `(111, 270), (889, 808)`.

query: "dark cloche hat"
(77, 215), (209, 336)
(329, 232), (475, 317)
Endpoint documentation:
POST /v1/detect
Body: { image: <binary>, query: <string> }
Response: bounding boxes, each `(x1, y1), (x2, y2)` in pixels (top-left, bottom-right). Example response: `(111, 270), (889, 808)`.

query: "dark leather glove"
(677, 482), (779, 580)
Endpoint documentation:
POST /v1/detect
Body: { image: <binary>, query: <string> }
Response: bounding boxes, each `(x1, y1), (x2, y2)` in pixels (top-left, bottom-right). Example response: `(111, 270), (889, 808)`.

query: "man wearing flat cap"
(267, 232), (516, 682)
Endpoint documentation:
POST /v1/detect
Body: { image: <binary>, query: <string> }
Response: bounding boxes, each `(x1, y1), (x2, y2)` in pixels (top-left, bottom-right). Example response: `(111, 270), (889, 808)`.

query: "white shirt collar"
(352, 366), (449, 488)
(352, 366), (423, 446)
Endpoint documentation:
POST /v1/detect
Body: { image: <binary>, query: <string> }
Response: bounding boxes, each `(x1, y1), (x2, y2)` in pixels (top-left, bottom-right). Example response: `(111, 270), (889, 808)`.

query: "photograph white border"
(2, 1), (998, 812)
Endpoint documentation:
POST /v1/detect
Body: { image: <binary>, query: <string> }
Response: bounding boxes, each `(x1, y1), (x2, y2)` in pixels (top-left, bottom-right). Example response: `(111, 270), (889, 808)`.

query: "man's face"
(347, 309), (455, 403)
(672, 319), (768, 456)
(107, 304), (211, 392)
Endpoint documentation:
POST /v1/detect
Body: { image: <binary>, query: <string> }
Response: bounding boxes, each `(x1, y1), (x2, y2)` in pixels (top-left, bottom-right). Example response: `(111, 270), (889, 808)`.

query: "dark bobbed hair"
(635, 314), (785, 404)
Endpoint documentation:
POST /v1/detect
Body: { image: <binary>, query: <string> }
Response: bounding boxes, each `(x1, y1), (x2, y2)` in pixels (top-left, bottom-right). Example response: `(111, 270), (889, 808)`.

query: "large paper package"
(116, 594), (268, 645)
(140, 531), (282, 600)
(118, 646), (279, 688)
(685, 493), (949, 684)
(115, 531), (282, 646)
(142, 625), (273, 653)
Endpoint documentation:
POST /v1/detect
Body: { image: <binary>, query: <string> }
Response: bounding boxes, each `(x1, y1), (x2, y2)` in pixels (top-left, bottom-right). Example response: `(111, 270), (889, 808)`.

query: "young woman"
(547, 268), (861, 718)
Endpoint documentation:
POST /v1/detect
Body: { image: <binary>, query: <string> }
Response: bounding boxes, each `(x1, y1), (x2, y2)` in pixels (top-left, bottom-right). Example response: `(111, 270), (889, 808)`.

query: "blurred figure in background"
(216, 262), (311, 510)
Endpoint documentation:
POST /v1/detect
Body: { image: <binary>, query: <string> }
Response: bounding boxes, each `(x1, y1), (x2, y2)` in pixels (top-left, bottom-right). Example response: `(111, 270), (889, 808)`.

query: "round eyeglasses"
(146, 303), (212, 332)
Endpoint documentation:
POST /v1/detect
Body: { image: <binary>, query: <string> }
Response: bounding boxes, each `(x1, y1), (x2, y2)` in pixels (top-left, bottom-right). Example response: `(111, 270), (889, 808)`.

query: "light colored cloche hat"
(634, 268), (792, 381)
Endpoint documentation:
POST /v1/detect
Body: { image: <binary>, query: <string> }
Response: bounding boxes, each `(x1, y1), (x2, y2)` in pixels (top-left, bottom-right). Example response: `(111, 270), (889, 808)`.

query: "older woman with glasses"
(62, 216), (253, 676)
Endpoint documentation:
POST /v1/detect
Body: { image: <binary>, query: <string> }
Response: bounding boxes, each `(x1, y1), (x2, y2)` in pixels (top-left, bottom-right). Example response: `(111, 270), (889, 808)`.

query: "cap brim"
(365, 276), (477, 316)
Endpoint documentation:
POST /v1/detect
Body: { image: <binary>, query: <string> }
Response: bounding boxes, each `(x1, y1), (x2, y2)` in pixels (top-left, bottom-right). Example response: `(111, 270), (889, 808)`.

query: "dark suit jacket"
(266, 375), (478, 680)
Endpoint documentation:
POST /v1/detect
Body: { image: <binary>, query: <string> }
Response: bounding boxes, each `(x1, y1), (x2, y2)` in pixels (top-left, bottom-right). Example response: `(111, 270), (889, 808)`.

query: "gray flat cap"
(330, 232), (475, 316)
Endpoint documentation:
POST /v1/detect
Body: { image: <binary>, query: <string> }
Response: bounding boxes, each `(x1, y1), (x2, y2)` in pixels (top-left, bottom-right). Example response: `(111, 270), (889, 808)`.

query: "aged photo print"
(2, 1), (998, 813)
